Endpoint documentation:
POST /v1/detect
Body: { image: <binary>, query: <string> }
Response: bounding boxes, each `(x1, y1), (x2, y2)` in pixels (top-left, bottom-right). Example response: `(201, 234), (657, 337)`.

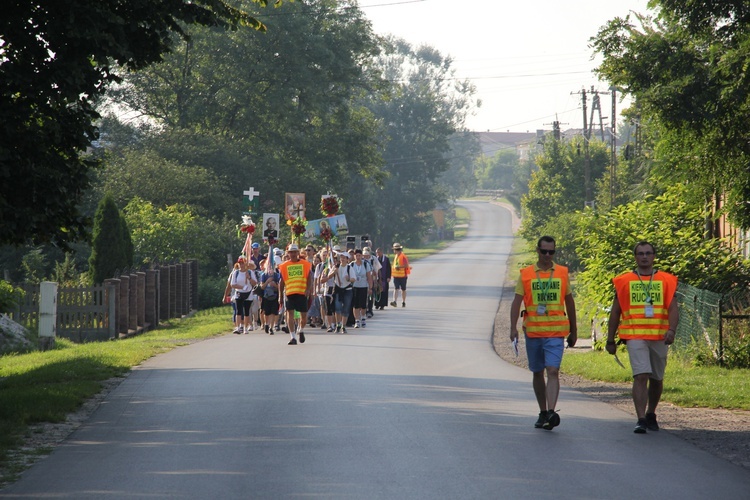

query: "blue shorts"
(525, 336), (565, 372)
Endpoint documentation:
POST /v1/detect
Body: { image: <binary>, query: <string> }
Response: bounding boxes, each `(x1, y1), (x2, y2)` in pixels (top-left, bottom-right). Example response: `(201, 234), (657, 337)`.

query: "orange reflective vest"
(613, 270), (677, 340)
(278, 260), (312, 296)
(392, 253), (410, 278)
(520, 264), (570, 338)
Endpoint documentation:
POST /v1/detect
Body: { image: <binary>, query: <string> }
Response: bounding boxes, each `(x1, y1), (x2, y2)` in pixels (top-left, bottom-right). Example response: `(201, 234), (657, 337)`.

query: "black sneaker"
(282, 326), (289, 333)
(264, 325), (269, 334)
(402, 302), (406, 307)
(543, 410), (560, 430)
(335, 325), (341, 333)
(390, 301), (397, 307)
(275, 325), (280, 331)
(342, 326), (347, 334)
(534, 412), (547, 429)
(299, 331), (306, 344)
(634, 418), (648, 434)
(645, 412), (659, 431)
(288, 338), (297, 345)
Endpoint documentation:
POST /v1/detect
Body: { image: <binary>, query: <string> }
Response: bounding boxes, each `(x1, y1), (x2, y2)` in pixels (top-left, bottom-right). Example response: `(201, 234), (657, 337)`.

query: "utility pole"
(571, 87), (592, 208)
(543, 114), (567, 141)
(610, 87), (617, 207)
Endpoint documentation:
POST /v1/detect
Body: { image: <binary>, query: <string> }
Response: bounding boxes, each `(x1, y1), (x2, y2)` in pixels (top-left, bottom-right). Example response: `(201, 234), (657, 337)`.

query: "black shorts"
(393, 277), (408, 290)
(261, 297), (280, 315)
(352, 287), (368, 309)
(285, 294), (308, 313)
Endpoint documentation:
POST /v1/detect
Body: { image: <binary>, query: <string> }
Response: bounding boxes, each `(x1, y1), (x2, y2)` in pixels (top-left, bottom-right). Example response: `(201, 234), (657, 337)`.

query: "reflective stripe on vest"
(613, 271), (677, 340)
(279, 260), (311, 296)
(520, 264), (570, 338)
(392, 253), (409, 278)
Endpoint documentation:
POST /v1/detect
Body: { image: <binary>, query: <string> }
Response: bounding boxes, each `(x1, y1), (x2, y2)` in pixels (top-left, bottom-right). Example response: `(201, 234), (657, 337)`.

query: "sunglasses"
(537, 249), (555, 255)
(636, 251), (654, 256)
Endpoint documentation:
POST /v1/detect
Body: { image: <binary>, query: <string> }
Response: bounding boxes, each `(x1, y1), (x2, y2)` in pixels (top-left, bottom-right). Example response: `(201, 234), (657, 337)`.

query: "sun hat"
(363, 248), (371, 256)
(392, 243), (402, 250)
(287, 243), (300, 252)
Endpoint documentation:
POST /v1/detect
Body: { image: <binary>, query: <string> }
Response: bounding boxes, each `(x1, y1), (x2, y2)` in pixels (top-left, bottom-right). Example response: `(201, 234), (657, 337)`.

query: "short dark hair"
(537, 235), (556, 248)
(633, 241), (655, 255)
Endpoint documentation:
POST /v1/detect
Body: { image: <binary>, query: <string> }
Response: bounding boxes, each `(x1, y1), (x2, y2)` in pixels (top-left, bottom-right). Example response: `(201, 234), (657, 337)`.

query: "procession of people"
(223, 240), (411, 343)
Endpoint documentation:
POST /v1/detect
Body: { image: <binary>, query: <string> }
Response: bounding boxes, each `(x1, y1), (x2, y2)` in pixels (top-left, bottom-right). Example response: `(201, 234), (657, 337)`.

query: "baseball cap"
(273, 248), (283, 255)
(251, 242), (260, 249)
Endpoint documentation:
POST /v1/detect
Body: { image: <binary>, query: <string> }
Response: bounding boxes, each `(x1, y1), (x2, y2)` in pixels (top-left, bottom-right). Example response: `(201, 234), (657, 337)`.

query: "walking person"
(375, 247), (391, 310)
(259, 258), (281, 335)
(363, 247), (380, 318)
(316, 248), (336, 332)
(510, 236), (577, 430)
(390, 243), (411, 308)
(350, 248), (373, 328)
(328, 250), (355, 333)
(278, 243), (314, 345)
(223, 262), (240, 328)
(230, 257), (258, 334)
(606, 241), (679, 434)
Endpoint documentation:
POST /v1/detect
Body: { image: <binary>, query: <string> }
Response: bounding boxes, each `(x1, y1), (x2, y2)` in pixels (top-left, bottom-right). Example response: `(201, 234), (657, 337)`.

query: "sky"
(360, 0), (653, 133)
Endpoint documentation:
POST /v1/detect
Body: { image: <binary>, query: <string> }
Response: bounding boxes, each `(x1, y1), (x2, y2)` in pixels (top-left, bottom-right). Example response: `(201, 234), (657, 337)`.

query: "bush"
(198, 273), (228, 310)
(0, 280), (24, 314)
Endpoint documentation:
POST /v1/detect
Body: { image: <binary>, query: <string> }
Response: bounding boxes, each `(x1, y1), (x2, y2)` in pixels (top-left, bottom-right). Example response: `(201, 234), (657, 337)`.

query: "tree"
(591, 3), (750, 228)
(89, 193), (130, 284)
(575, 183), (750, 315)
(520, 136), (609, 238)
(108, 0), (385, 221)
(0, 0), (274, 248)
(360, 38), (479, 246)
(475, 149), (518, 191)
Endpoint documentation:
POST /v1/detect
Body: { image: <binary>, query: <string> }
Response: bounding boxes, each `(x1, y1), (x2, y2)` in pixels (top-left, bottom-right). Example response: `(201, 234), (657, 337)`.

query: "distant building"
(474, 130), (546, 161)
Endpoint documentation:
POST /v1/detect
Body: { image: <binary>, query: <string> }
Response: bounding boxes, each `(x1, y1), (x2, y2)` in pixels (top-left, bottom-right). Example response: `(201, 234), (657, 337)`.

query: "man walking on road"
(606, 241), (679, 434)
(278, 243), (313, 345)
(510, 235), (577, 430)
(390, 243), (410, 308)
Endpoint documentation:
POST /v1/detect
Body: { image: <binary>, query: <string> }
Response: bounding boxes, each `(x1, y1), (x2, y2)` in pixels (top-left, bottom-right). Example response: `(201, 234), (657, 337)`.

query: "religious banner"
(285, 193), (306, 220)
(262, 213), (280, 243)
(304, 214), (349, 240)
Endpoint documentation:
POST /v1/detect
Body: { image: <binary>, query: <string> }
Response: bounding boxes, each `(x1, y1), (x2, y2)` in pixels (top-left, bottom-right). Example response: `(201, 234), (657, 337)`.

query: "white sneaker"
(355, 320), (360, 328)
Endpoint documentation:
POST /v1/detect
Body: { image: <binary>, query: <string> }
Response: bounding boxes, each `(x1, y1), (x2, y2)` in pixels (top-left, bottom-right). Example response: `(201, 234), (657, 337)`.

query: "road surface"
(2, 201), (748, 499)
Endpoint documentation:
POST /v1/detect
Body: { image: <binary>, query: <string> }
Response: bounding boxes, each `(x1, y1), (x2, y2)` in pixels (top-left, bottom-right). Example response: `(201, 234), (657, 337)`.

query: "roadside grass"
(0, 308), (230, 474)
(402, 205), (470, 261)
(563, 347), (750, 410)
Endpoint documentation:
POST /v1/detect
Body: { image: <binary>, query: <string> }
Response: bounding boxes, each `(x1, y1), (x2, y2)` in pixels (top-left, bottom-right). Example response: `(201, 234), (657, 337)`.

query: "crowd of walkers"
(223, 240), (410, 345)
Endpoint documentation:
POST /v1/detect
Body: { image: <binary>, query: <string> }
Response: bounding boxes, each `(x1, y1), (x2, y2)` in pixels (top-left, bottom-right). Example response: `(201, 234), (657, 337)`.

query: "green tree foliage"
(89, 148), (234, 219)
(475, 149), (519, 191)
(89, 194), (130, 284)
(520, 137), (609, 238)
(0, 0), (274, 248)
(438, 132), (480, 199)
(360, 39), (478, 246)
(123, 197), (234, 272)
(591, 3), (750, 228)
(0, 280), (24, 314)
(108, 0), (384, 220)
(575, 184), (750, 316)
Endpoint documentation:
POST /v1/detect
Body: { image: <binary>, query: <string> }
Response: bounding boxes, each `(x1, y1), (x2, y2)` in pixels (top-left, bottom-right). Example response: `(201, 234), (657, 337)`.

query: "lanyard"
(635, 270), (655, 304)
(534, 267), (555, 303)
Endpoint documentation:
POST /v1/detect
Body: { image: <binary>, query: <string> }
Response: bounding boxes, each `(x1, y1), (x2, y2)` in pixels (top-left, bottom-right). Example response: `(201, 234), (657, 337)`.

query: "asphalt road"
(2, 200), (749, 499)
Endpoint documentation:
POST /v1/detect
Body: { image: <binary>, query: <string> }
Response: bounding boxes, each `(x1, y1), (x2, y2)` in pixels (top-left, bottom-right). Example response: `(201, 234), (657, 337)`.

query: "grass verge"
(0, 308), (230, 479)
(563, 347), (750, 410)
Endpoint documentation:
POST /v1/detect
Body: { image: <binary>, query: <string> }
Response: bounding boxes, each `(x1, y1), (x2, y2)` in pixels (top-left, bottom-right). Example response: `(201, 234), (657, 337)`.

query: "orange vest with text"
(278, 260), (312, 296)
(613, 270), (677, 341)
(520, 264), (570, 338)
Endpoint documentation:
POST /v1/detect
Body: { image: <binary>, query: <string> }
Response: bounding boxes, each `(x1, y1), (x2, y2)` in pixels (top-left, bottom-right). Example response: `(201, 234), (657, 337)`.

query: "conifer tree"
(89, 193), (127, 284)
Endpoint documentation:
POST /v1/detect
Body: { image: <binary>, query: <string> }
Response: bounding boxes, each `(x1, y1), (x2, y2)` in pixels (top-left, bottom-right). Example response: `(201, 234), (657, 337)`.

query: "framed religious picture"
(285, 193), (305, 220)
(262, 213), (280, 241)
